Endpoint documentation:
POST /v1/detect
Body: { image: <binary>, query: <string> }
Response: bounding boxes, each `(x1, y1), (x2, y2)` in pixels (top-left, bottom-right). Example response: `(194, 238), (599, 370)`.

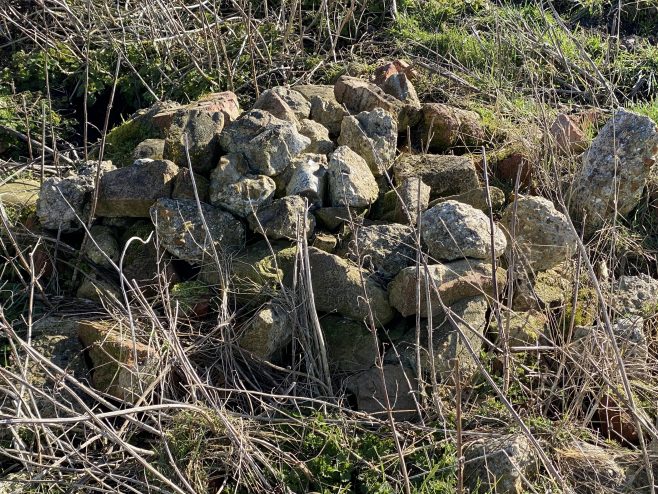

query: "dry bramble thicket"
(2, 1), (658, 493)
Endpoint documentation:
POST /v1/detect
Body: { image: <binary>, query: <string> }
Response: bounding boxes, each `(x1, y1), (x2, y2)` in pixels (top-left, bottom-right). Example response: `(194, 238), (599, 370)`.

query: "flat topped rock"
(394, 154), (479, 199)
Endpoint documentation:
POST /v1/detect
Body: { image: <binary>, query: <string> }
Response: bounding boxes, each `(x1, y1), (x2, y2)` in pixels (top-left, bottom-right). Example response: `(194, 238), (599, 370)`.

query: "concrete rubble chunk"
(78, 320), (159, 402)
(570, 110), (658, 235)
(96, 159), (179, 217)
(293, 84), (348, 137)
(321, 315), (378, 372)
(239, 304), (292, 360)
(501, 195), (577, 272)
(338, 108), (397, 176)
(150, 197), (245, 262)
(421, 200), (507, 261)
(422, 103), (486, 151)
(464, 434), (539, 494)
(394, 154), (479, 199)
(389, 259), (506, 317)
(37, 175), (93, 232)
(328, 145), (379, 208)
(341, 223), (416, 278)
(253, 89), (299, 125)
(344, 365), (418, 420)
(276, 246), (394, 325)
(133, 138), (165, 160)
(394, 177), (431, 225)
(298, 118), (335, 154)
(286, 153), (328, 207)
(248, 195), (315, 240)
(220, 109), (310, 176)
(209, 153), (276, 218)
(84, 225), (120, 269)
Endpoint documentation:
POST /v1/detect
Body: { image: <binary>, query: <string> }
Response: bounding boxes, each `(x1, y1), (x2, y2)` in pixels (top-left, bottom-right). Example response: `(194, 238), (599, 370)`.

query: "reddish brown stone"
(550, 113), (587, 155)
(594, 394), (639, 446)
(373, 59), (418, 85)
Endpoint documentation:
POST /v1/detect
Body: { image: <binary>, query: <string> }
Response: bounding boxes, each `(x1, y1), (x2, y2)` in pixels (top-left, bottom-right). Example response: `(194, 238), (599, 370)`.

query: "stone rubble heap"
(16, 59), (658, 494)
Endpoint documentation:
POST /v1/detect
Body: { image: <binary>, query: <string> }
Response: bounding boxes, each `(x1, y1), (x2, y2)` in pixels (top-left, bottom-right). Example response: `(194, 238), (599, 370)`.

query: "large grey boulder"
(389, 260), (505, 317)
(96, 160), (179, 217)
(421, 200), (506, 261)
(277, 246), (394, 326)
(393, 154), (479, 199)
(570, 110), (658, 235)
(220, 109), (310, 176)
(338, 108), (397, 176)
(327, 146), (379, 207)
(286, 154), (328, 207)
(248, 195), (315, 240)
(341, 223), (415, 278)
(208, 153), (276, 218)
(501, 195), (577, 272)
(150, 198), (244, 262)
(464, 434), (539, 494)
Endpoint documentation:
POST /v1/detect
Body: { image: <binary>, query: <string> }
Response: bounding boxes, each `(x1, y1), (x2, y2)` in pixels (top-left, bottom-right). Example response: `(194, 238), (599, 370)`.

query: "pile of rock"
(23, 61), (658, 492)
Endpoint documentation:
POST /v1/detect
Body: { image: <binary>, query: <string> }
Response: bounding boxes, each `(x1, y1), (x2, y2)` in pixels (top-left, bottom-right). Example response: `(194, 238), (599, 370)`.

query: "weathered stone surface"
(208, 153), (276, 217)
(429, 186), (505, 213)
(328, 146), (379, 207)
(200, 240), (287, 303)
(286, 154), (328, 207)
(501, 195), (577, 271)
(84, 225), (119, 269)
(253, 89), (299, 125)
(150, 198), (244, 262)
(220, 109), (310, 176)
(570, 110), (658, 235)
(394, 177), (431, 225)
(313, 233), (338, 252)
(338, 108), (397, 176)
(293, 84), (348, 137)
(2, 317), (90, 420)
(422, 103), (485, 151)
(0, 178), (40, 208)
(96, 160), (179, 217)
(132, 138), (165, 160)
(248, 195), (315, 240)
(334, 76), (420, 129)
(76, 273), (121, 304)
(550, 113), (587, 155)
(344, 365), (418, 420)
(170, 281), (212, 317)
(610, 274), (658, 318)
(298, 119), (335, 154)
(314, 206), (364, 231)
(172, 168), (210, 202)
(193, 91), (241, 121)
(372, 59), (418, 85)
(277, 246), (394, 325)
(163, 107), (225, 173)
(489, 309), (548, 347)
(421, 200), (506, 261)
(321, 315), (377, 372)
(389, 260), (505, 317)
(268, 86), (311, 120)
(78, 320), (159, 402)
(388, 296), (488, 382)
(380, 73), (420, 107)
(239, 304), (291, 360)
(394, 154), (479, 199)
(464, 434), (538, 494)
(36, 162), (115, 231)
(341, 223), (415, 278)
